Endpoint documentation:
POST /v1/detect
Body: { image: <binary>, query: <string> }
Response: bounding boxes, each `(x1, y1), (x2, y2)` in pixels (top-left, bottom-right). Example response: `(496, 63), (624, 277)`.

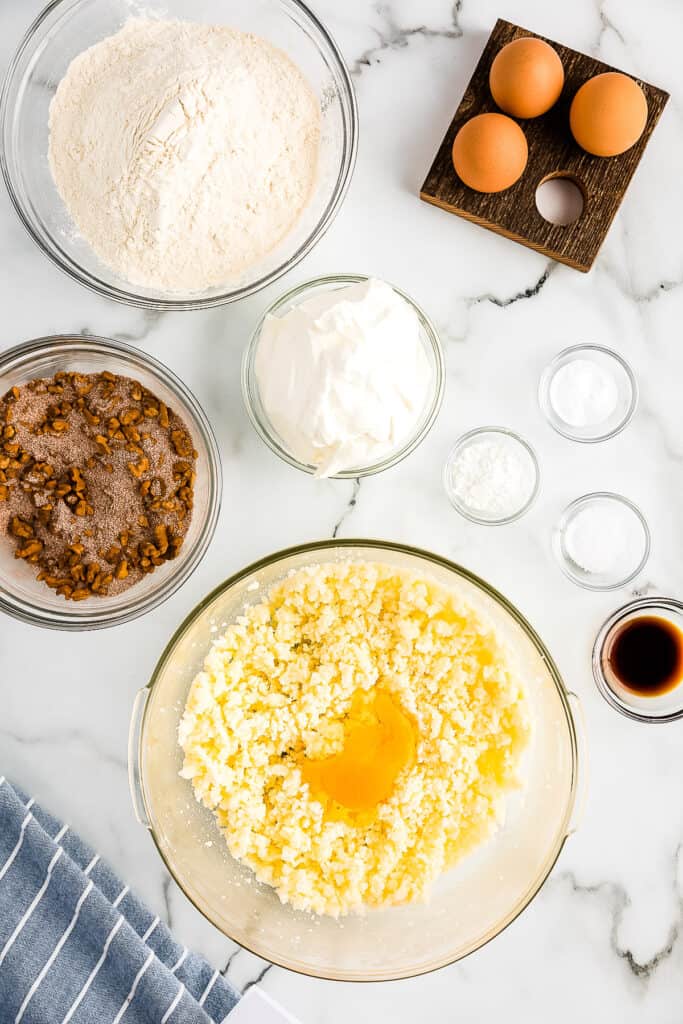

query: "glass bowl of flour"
(0, 0), (357, 310)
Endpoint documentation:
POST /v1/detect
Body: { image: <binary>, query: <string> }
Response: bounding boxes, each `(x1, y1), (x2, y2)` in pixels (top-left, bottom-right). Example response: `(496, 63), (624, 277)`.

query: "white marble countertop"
(2, 0), (683, 1020)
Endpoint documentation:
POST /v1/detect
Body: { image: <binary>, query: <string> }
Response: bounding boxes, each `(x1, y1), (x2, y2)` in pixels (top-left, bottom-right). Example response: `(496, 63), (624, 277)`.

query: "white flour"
(48, 18), (320, 293)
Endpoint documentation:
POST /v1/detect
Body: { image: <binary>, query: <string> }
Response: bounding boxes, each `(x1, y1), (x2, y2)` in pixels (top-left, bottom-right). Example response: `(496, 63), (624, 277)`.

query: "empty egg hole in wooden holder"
(535, 173), (585, 226)
(420, 19), (669, 272)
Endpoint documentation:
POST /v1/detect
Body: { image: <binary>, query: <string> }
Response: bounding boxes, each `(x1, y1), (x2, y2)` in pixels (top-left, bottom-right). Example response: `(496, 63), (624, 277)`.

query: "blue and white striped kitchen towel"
(0, 778), (240, 1024)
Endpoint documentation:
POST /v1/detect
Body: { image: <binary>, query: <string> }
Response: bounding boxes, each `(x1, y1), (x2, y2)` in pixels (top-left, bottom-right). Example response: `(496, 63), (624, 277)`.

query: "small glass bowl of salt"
(554, 493), (650, 590)
(444, 427), (540, 525)
(539, 344), (637, 443)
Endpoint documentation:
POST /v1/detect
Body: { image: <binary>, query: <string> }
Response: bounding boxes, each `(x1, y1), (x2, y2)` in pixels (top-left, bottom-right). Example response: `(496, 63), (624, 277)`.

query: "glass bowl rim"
(0, 333), (222, 630)
(592, 597), (683, 724)
(135, 537), (580, 982)
(0, 0), (358, 311)
(538, 343), (638, 444)
(241, 273), (446, 479)
(443, 426), (541, 525)
(553, 491), (651, 592)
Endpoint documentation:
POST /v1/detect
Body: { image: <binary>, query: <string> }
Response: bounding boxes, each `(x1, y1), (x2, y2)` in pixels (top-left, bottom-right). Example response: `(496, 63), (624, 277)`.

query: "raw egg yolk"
(302, 691), (416, 812)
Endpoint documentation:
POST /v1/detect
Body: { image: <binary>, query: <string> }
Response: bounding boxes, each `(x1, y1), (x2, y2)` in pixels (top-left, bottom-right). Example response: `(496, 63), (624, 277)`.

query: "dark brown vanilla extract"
(605, 616), (683, 696)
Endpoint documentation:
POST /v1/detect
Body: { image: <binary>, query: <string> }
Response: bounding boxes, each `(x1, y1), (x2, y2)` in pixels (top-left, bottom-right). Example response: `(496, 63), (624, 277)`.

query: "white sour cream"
(254, 278), (433, 477)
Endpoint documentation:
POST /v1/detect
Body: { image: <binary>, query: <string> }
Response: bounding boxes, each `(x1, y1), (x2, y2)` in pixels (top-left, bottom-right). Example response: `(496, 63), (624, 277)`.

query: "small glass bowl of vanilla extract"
(593, 598), (683, 723)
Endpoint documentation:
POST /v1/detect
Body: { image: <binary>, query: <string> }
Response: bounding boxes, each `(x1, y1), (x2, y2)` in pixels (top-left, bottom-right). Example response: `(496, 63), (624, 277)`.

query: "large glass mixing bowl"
(0, 0), (357, 310)
(129, 540), (584, 981)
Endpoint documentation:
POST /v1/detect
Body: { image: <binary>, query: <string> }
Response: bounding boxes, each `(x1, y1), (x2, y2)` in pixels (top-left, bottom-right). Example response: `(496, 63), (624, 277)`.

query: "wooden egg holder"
(420, 19), (669, 272)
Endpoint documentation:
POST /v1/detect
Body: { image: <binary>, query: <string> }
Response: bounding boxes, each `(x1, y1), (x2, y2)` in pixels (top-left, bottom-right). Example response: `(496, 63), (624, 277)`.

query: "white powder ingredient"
(48, 18), (320, 293)
(448, 437), (537, 518)
(549, 358), (618, 427)
(564, 503), (646, 577)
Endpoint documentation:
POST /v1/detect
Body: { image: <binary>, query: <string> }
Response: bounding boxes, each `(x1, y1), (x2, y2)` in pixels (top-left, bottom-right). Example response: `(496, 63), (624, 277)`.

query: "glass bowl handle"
(128, 687), (151, 829)
(566, 690), (589, 836)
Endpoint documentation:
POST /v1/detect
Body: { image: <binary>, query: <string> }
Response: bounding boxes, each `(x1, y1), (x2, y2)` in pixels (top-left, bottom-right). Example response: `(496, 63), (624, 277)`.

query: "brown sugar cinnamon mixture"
(0, 370), (197, 600)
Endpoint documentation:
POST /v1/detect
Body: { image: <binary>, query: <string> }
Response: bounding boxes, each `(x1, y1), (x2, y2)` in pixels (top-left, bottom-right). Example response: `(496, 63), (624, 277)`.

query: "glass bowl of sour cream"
(242, 274), (445, 479)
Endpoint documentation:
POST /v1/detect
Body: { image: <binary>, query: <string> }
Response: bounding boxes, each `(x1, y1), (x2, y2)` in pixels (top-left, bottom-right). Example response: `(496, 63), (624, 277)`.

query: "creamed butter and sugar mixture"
(178, 561), (531, 917)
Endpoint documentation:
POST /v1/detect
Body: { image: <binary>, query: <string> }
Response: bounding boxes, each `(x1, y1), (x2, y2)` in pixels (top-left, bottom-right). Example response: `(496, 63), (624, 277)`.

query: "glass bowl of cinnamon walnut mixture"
(0, 336), (221, 629)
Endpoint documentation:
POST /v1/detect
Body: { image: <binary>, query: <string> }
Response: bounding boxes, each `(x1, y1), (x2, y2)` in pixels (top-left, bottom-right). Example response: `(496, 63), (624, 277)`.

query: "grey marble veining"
(349, 0), (465, 75)
(1, 1), (683, 1021)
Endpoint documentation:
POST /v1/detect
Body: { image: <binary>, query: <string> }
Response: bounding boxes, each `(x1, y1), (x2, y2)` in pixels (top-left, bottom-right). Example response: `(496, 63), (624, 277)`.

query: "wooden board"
(420, 19), (669, 272)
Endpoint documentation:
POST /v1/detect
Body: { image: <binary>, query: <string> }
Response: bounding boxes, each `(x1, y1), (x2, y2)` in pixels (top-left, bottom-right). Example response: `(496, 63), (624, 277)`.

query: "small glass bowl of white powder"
(554, 493), (650, 590)
(539, 345), (637, 443)
(443, 427), (540, 525)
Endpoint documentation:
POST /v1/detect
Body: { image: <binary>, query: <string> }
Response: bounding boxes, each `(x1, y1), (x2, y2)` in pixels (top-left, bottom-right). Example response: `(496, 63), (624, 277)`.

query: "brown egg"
(570, 72), (648, 156)
(452, 113), (528, 193)
(490, 37), (564, 118)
